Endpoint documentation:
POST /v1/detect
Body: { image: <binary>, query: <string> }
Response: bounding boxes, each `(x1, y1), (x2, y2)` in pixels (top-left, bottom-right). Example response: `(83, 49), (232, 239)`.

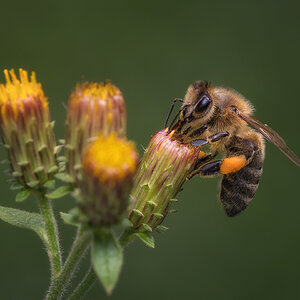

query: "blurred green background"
(1, 0), (300, 299)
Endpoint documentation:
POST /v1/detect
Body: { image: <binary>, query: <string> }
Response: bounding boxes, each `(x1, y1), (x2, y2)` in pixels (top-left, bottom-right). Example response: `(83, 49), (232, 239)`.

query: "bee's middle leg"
(186, 131), (229, 180)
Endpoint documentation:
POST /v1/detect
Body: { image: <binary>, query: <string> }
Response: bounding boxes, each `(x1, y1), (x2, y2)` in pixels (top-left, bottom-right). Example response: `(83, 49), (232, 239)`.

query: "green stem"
(47, 226), (92, 300)
(65, 227), (137, 299)
(119, 227), (137, 247)
(68, 266), (97, 300)
(37, 191), (62, 277)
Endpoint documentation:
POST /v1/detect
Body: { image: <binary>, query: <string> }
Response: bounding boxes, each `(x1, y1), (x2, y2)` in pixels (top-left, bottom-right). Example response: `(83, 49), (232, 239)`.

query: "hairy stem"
(37, 191), (62, 278)
(68, 266), (97, 300)
(47, 226), (92, 300)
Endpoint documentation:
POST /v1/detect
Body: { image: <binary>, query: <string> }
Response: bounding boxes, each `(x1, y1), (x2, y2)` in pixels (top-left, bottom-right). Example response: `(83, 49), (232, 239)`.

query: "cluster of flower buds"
(65, 82), (126, 183)
(0, 68), (208, 297)
(0, 69), (58, 189)
(64, 81), (139, 226)
(0, 68), (203, 232)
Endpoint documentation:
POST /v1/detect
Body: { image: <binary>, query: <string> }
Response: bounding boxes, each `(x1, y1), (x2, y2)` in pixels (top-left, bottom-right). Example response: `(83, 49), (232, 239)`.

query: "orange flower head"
(65, 82), (126, 183)
(79, 133), (138, 226)
(0, 69), (57, 189)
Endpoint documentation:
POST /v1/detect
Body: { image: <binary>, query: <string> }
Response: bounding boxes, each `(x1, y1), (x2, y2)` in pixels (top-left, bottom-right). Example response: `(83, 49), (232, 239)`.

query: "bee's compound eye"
(195, 95), (211, 113)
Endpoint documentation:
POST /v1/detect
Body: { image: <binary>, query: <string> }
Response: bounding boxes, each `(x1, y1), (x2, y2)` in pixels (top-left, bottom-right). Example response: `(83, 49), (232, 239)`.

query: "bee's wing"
(237, 111), (300, 167)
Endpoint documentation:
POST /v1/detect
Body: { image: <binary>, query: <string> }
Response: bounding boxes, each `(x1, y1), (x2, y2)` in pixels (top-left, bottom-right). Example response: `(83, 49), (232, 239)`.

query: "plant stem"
(65, 228), (137, 299)
(68, 266), (97, 300)
(37, 191), (62, 277)
(47, 226), (92, 300)
(119, 228), (137, 247)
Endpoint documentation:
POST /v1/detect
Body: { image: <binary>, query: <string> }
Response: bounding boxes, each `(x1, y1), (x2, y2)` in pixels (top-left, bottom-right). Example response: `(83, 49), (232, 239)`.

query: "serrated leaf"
(92, 230), (123, 295)
(136, 232), (155, 248)
(16, 189), (31, 202)
(60, 212), (79, 227)
(0, 206), (46, 241)
(46, 185), (72, 199)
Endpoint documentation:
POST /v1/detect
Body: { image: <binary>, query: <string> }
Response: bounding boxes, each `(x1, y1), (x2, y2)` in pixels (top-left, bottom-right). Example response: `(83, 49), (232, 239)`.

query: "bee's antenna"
(164, 98), (183, 129)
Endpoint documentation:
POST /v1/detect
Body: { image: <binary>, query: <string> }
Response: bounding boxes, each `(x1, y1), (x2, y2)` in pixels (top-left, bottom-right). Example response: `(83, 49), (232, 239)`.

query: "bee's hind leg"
(187, 136), (258, 180)
(187, 155), (248, 180)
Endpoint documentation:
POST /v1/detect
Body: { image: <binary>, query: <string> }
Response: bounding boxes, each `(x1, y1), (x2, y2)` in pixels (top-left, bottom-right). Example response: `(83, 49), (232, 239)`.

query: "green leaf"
(27, 180), (39, 188)
(46, 185), (72, 199)
(60, 212), (80, 227)
(43, 179), (55, 190)
(92, 230), (123, 295)
(55, 172), (74, 183)
(156, 225), (168, 233)
(10, 182), (24, 190)
(16, 189), (31, 202)
(58, 139), (66, 145)
(136, 232), (155, 248)
(0, 206), (46, 241)
(57, 156), (67, 162)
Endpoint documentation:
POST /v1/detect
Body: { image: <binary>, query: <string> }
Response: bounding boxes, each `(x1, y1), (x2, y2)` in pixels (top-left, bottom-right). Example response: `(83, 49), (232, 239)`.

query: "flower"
(0, 69), (58, 188)
(129, 130), (203, 232)
(79, 133), (138, 226)
(65, 82), (126, 182)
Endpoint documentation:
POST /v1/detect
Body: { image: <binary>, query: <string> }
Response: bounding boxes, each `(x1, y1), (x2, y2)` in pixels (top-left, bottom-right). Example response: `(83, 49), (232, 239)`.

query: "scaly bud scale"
(0, 69), (57, 188)
(129, 130), (201, 231)
(79, 134), (138, 226)
(65, 82), (126, 182)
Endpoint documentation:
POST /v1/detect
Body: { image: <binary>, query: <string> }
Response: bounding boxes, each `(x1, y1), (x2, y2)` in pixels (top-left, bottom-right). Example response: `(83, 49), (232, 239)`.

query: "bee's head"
(181, 81), (215, 125)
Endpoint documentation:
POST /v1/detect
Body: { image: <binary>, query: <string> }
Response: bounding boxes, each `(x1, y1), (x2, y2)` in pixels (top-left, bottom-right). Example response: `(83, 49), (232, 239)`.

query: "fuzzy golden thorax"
(175, 82), (254, 143)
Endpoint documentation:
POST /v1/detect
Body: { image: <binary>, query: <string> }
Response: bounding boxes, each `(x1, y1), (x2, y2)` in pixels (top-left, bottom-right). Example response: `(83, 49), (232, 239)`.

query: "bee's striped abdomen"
(220, 138), (264, 217)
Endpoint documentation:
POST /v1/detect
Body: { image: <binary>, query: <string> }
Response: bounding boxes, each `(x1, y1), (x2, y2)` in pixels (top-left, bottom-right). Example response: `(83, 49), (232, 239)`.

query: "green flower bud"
(0, 69), (58, 189)
(129, 130), (202, 232)
(65, 82), (126, 183)
(79, 133), (138, 226)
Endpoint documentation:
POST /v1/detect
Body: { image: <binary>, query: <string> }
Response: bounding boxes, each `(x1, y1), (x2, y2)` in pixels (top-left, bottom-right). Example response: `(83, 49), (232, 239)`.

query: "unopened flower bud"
(79, 133), (138, 226)
(65, 82), (126, 182)
(129, 130), (202, 232)
(0, 69), (58, 189)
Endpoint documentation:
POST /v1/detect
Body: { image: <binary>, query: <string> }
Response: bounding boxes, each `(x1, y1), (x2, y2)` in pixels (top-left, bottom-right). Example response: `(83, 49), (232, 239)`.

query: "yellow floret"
(0, 69), (48, 120)
(83, 134), (138, 186)
(80, 82), (119, 100)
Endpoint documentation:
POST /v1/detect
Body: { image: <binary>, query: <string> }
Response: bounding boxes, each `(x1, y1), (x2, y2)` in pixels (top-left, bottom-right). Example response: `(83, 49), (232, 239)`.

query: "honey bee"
(166, 81), (300, 217)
